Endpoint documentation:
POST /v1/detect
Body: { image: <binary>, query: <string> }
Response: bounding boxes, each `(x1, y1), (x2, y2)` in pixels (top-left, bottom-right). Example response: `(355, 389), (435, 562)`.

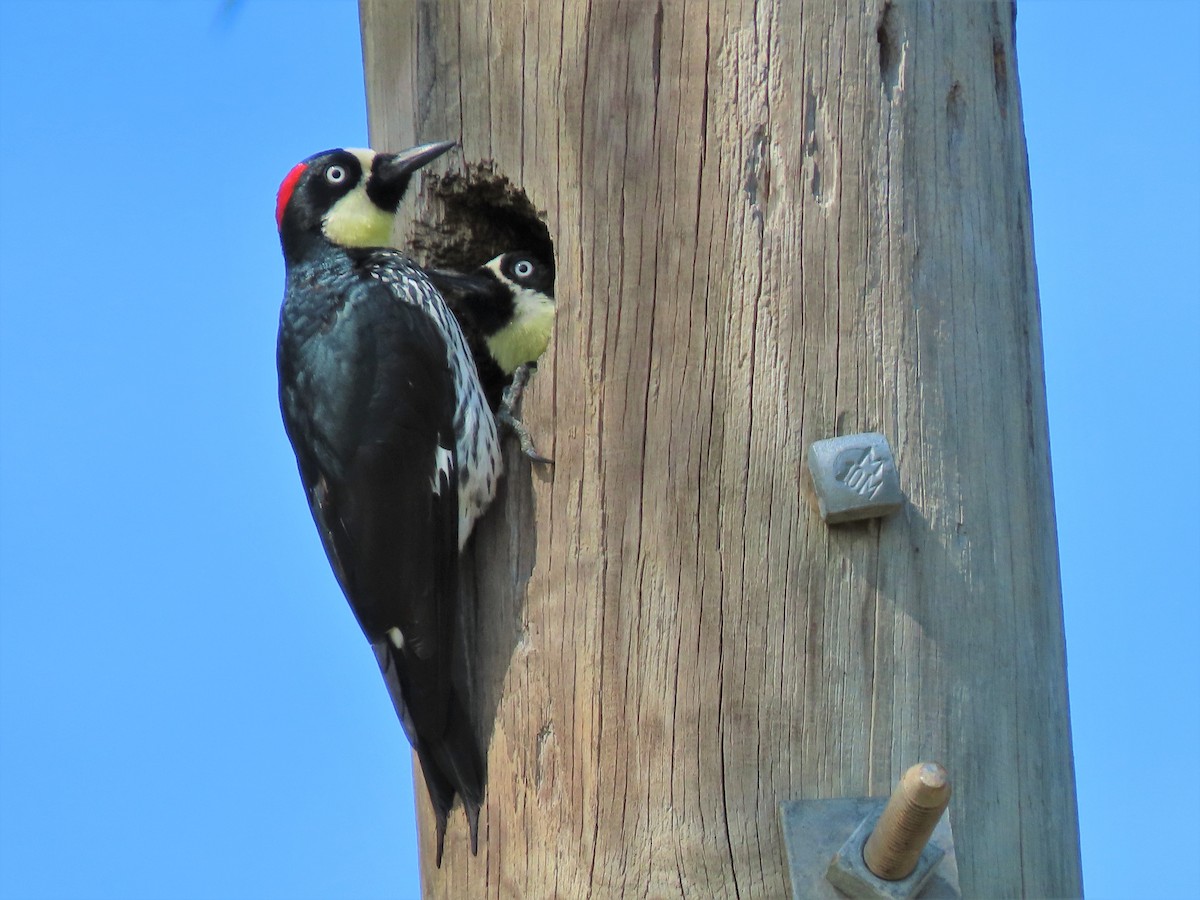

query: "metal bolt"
(862, 762), (952, 881)
(808, 432), (904, 524)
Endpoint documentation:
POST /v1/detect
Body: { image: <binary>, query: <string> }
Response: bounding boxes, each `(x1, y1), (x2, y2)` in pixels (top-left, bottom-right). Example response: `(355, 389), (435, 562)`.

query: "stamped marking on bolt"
(835, 445), (891, 499)
(808, 432), (904, 524)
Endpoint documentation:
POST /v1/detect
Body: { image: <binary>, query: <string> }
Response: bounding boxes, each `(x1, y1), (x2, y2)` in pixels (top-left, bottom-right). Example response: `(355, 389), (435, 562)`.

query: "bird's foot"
(499, 408), (553, 465)
(502, 362), (534, 410)
(500, 364), (552, 465)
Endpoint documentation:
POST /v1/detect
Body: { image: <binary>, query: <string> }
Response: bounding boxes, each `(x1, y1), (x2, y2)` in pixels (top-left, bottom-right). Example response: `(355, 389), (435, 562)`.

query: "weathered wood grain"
(359, 1), (1082, 896)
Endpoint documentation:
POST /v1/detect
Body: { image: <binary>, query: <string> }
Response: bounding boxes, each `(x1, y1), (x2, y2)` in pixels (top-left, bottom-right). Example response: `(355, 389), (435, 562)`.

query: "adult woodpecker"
(274, 143), (499, 865)
(428, 252), (555, 460)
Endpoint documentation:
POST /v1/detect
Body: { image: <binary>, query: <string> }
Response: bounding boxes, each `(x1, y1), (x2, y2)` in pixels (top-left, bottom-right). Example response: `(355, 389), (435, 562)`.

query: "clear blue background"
(0, 2), (1195, 898)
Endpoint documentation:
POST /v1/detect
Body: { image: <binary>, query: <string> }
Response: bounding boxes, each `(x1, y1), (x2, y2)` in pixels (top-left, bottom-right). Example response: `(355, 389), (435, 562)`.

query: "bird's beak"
(375, 141), (457, 181)
(365, 141), (457, 213)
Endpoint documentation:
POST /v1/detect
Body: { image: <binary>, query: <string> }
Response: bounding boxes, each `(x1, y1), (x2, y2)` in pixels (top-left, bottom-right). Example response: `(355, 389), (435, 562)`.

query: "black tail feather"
(464, 795), (480, 856)
(413, 743), (455, 867)
(412, 688), (484, 867)
(372, 640), (485, 866)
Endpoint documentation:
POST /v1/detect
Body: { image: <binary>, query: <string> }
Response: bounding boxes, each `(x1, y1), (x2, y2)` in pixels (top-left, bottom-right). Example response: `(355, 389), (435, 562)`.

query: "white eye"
(325, 165), (347, 185)
(512, 259), (535, 279)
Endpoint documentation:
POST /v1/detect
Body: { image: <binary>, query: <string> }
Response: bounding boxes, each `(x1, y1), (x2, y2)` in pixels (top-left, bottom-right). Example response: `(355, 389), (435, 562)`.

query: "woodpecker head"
(275, 142), (456, 265)
(426, 251), (554, 374)
(484, 252), (554, 300)
(475, 253), (556, 374)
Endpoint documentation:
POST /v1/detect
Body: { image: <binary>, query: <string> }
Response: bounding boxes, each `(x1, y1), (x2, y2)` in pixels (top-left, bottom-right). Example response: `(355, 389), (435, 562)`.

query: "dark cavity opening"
(409, 163), (555, 282)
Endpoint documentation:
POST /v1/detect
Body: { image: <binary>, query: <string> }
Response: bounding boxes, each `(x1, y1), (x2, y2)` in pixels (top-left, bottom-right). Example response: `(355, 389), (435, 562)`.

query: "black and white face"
(276, 149), (372, 246)
(493, 253), (555, 296)
(275, 142), (456, 260)
(479, 251), (556, 373)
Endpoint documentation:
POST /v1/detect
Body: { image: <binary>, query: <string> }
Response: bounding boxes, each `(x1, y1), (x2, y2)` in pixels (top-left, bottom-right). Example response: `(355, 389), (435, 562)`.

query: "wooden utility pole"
(359, 1), (1082, 896)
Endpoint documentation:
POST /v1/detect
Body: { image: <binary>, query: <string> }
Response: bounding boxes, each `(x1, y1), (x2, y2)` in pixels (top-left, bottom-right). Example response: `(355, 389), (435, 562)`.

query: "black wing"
(279, 274), (460, 738)
(278, 271), (484, 861)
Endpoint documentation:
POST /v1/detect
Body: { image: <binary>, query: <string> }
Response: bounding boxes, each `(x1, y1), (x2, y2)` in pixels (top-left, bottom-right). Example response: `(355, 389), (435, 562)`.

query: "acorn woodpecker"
(428, 252), (555, 461)
(274, 143), (499, 865)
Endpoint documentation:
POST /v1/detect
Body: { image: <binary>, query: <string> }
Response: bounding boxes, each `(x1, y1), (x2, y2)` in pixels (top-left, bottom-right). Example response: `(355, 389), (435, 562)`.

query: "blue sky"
(0, 2), (1195, 898)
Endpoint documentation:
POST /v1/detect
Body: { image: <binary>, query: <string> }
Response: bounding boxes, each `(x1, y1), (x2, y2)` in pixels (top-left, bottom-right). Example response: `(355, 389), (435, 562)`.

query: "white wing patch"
(387, 627), (405, 650)
(431, 444), (454, 496)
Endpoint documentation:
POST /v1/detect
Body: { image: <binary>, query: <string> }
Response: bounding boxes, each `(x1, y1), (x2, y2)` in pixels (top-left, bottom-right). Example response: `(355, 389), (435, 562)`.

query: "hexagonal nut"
(808, 433), (904, 524)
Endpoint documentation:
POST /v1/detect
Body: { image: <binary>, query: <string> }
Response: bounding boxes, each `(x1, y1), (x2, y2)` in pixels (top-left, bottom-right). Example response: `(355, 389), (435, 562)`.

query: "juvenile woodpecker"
(428, 253), (555, 460)
(274, 143), (499, 865)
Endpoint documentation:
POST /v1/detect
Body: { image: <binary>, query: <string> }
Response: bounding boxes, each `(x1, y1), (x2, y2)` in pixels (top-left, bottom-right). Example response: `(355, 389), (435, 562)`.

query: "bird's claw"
(499, 364), (553, 465)
(498, 408), (553, 465)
